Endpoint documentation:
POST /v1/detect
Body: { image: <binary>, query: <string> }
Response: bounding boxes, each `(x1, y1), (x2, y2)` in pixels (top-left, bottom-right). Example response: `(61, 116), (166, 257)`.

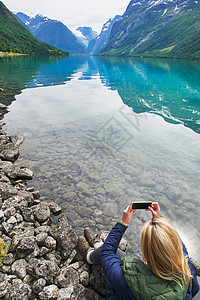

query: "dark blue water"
(1, 55), (200, 261)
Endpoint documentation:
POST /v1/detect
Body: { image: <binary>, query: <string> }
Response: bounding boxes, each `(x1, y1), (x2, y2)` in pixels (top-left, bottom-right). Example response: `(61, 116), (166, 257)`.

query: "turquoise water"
(1, 55), (200, 261)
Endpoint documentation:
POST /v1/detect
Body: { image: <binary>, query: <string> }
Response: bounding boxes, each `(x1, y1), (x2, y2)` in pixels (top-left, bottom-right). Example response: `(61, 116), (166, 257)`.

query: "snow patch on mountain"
(73, 27), (98, 48)
(87, 15), (121, 55)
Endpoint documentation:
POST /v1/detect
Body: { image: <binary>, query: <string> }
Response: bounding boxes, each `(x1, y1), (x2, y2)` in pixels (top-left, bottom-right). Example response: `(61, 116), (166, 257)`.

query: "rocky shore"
(0, 125), (114, 299)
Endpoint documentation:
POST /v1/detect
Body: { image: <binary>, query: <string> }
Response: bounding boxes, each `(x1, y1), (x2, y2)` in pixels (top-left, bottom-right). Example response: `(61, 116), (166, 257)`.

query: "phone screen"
(131, 202), (152, 210)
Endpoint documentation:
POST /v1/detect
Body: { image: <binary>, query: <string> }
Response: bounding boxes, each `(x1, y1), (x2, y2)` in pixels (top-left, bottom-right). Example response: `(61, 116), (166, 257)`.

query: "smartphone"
(131, 201), (152, 210)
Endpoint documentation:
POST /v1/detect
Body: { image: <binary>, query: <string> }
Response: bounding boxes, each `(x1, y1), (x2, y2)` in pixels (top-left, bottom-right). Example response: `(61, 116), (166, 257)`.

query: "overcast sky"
(3, 0), (130, 33)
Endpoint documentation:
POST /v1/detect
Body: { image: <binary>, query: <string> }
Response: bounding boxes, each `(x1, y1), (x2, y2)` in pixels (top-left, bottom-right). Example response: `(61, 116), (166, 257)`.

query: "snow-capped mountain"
(88, 15), (121, 55)
(73, 27), (98, 48)
(13, 12), (32, 26)
(14, 12), (86, 54)
(99, 0), (200, 58)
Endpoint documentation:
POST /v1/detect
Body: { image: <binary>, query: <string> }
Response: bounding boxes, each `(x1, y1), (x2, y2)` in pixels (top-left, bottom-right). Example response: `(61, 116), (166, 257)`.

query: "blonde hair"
(140, 217), (192, 286)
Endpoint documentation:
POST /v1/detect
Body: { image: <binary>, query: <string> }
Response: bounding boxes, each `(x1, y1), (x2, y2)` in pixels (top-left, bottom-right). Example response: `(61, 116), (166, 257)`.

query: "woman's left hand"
(121, 202), (136, 226)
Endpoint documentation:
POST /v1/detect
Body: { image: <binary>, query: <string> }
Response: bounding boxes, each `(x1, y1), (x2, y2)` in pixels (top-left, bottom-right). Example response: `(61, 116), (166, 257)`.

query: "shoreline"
(0, 52), (27, 57)
(0, 125), (108, 299)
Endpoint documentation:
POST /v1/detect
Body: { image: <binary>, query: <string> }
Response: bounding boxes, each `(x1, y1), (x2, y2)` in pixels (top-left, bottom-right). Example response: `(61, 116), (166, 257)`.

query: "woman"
(78, 202), (199, 299)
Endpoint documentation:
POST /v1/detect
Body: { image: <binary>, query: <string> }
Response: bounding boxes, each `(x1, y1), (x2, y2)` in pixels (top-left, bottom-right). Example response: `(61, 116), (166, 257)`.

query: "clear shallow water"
(1, 55), (200, 262)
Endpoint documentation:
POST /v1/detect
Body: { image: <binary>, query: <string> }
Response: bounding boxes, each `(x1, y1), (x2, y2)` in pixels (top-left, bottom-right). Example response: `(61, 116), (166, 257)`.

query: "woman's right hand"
(121, 202), (135, 226)
(148, 202), (160, 219)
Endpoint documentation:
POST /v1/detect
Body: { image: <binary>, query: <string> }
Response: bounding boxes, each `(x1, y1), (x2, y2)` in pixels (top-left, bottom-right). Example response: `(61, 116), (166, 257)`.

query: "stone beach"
(0, 125), (114, 299)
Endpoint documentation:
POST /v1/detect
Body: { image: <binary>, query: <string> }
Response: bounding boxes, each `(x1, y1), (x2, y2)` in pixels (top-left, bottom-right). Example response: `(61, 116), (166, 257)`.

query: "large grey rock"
(4, 207), (16, 218)
(0, 280), (9, 298)
(16, 236), (36, 256)
(44, 236), (56, 250)
(32, 278), (46, 294)
(58, 286), (74, 300)
(2, 195), (28, 210)
(32, 190), (40, 199)
(55, 265), (79, 288)
(0, 160), (12, 172)
(0, 183), (18, 200)
(32, 202), (51, 223)
(49, 219), (77, 259)
(10, 223), (35, 240)
(89, 265), (107, 296)
(0, 273), (9, 298)
(19, 207), (34, 223)
(17, 190), (34, 206)
(7, 216), (17, 225)
(10, 232), (35, 253)
(3, 253), (15, 265)
(38, 284), (59, 300)
(0, 134), (24, 162)
(79, 271), (90, 286)
(0, 173), (10, 184)
(35, 225), (50, 235)
(27, 258), (60, 284)
(72, 284), (103, 300)
(1, 221), (13, 234)
(2, 190), (33, 210)
(48, 202), (62, 215)
(45, 252), (62, 266)
(15, 213), (23, 223)
(5, 165), (33, 180)
(36, 232), (48, 246)
(11, 259), (28, 279)
(39, 247), (49, 257)
(23, 274), (34, 285)
(62, 249), (77, 267)
(10, 134), (25, 148)
(5, 278), (32, 300)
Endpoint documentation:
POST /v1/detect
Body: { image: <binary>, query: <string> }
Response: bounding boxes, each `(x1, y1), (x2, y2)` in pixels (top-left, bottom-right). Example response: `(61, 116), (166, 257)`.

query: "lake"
(0, 55), (200, 262)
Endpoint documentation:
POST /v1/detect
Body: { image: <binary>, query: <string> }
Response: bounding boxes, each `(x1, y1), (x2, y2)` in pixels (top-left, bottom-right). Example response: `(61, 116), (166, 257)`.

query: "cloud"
(3, 0), (130, 32)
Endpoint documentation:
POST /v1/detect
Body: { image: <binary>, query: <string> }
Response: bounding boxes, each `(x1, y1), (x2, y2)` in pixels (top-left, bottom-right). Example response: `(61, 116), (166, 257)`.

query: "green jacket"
(121, 253), (189, 300)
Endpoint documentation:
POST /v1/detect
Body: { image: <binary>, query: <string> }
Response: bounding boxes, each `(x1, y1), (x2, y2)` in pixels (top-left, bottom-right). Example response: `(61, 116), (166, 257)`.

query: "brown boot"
(78, 236), (92, 261)
(84, 227), (99, 247)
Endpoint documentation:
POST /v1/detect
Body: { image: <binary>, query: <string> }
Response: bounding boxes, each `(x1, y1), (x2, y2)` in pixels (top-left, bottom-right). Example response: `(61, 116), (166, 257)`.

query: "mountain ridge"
(88, 15), (121, 55)
(99, 0), (200, 59)
(0, 2), (66, 55)
(14, 12), (86, 54)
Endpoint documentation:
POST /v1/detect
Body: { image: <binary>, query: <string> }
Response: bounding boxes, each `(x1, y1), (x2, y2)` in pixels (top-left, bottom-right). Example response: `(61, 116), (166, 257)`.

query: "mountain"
(73, 27), (98, 48)
(14, 13), (87, 54)
(99, 0), (200, 59)
(0, 2), (66, 55)
(14, 11), (31, 27)
(88, 16), (121, 55)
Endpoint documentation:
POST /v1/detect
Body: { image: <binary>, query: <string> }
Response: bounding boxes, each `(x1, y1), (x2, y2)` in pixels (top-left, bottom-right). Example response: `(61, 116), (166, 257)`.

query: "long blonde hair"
(140, 217), (192, 287)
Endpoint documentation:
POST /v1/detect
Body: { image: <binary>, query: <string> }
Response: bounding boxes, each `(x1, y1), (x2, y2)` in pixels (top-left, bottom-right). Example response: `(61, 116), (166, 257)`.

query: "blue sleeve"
(100, 222), (135, 300)
(183, 243), (200, 298)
